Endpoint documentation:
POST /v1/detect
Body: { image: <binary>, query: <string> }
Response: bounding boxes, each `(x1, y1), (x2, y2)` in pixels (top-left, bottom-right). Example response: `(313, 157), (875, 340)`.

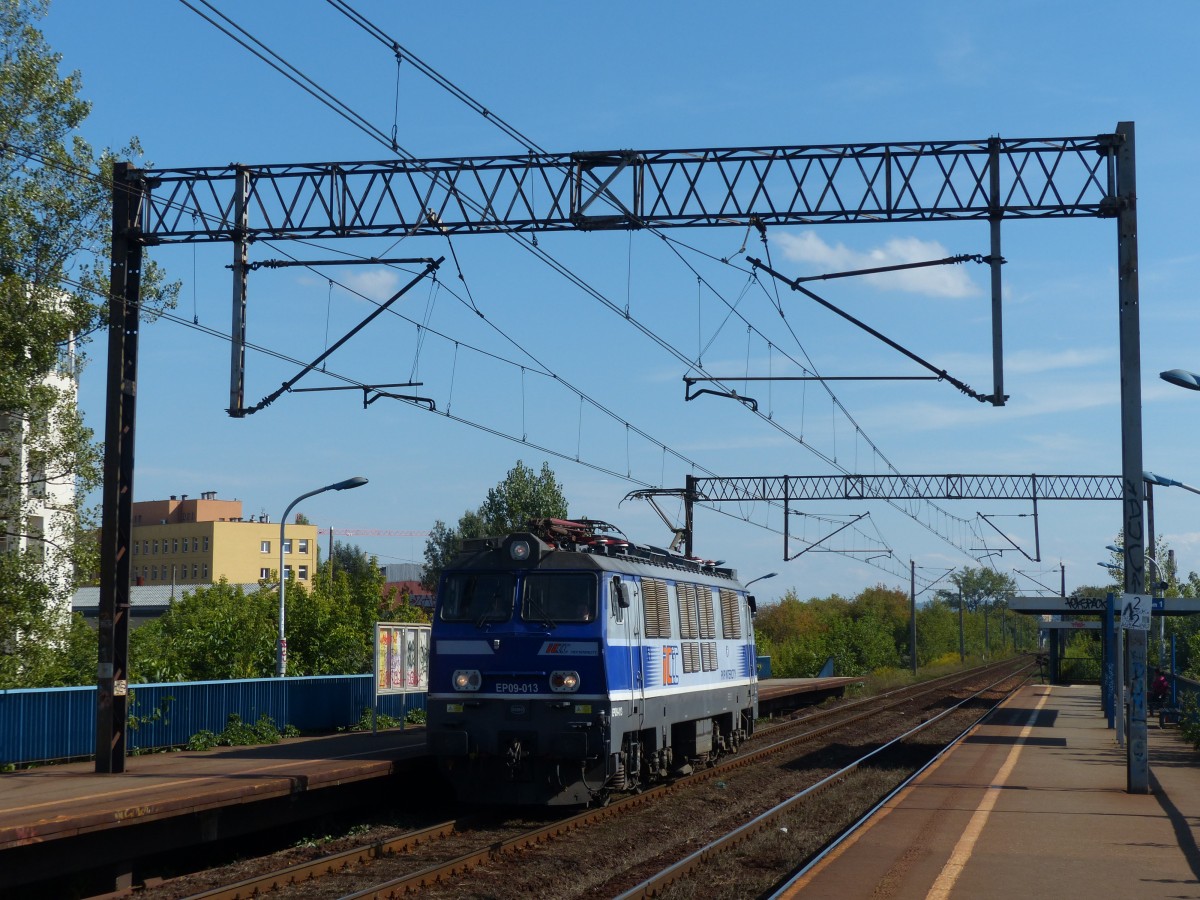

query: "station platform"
(758, 677), (861, 715)
(781, 683), (1200, 899)
(0, 727), (429, 892)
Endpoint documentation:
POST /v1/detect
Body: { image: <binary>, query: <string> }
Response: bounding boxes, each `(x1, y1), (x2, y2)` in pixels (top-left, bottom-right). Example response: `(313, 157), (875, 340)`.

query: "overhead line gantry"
(99, 127), (1147, 787)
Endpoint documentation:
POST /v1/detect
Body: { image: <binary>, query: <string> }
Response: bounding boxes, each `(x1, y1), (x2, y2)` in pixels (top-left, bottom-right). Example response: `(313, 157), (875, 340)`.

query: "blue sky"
(41, 1), (1200, 602)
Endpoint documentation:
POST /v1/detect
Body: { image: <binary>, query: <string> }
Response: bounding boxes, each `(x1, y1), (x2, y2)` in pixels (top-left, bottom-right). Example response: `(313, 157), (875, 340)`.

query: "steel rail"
(172, 659), (1026, 900)
(176, 818), (463, 900)
(615, 664), (1032, 899)
(769, 684), (1020, 898)
(336, 659), (1028, 899)
(752, 656), (1026, 741)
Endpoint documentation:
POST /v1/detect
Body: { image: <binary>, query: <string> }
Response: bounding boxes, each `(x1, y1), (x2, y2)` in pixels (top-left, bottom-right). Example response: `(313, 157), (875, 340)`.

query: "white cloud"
(1162, 532), (1200, 565)
(772, 231), (981, 299)
(858, 380), (1119, 433)
(340, 268), (402, 299)
(1005, 347), (1114, 375)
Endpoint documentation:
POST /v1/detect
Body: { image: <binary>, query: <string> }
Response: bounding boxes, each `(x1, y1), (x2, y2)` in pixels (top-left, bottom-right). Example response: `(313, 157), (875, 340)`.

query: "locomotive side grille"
(642, 577), (671, 638)
(683, 641), (700, 673)
(701, 641), (717, 671)
(677, 583), (700, 638)
(698, 587), (716, 639)
(720, 588), (742, 639)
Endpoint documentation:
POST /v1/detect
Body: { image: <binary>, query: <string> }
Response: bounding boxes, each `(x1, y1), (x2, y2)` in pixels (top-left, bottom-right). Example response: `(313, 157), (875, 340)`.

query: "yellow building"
(130, 492), (318, 587)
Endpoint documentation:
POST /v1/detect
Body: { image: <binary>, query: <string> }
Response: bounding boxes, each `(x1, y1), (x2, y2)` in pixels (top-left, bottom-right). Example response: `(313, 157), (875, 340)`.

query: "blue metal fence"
(0, 676), (426, 767)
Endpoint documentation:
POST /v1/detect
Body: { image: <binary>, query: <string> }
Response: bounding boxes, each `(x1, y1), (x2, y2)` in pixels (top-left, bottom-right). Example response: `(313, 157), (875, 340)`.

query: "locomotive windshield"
(521, 572), (596, 624)
(438, 572), (516, 624)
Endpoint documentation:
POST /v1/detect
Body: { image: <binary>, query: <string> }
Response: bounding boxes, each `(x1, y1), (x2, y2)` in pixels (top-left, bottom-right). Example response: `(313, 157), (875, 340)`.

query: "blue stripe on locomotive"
(430, 630), (605, 693)
(741, 643), (756, 678)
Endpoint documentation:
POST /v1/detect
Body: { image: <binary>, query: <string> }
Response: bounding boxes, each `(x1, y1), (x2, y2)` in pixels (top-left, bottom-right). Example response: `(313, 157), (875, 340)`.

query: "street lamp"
(744, 572), (778, 588)
(1160, 369), (1200, 391)
(277, 476), (368, 677)
(1144, 470), (1200, 497)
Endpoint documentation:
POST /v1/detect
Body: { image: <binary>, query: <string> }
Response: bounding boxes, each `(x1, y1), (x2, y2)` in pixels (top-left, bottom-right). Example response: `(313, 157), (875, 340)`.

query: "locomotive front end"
(428, 531), (614, 805)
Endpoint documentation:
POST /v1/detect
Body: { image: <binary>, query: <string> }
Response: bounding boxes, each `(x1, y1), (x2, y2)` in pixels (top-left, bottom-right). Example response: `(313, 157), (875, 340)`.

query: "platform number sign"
(1120, 593), (1151, 631)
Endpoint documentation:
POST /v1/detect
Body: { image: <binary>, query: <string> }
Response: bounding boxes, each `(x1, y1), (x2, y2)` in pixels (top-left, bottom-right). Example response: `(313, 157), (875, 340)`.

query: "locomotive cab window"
(439, 572), (516, 624)
(522, 572), (596, 624)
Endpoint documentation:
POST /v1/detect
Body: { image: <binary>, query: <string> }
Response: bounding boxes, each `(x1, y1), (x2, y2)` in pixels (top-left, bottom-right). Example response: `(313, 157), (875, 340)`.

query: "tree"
(916, 597), (961, 665)
(849, 583), (910, 651)
(941, 567), (1016, 614)
(1, 0), (177, 686)
(129, 558), (404, 681)
(422, 460), (568, 590)
(478, 460), (568, 532)
(330, 540), (377, 587)
(130, 580), (276, 682)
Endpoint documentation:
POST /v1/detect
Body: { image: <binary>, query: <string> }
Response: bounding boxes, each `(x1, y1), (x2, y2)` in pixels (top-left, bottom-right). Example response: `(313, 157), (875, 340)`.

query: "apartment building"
(0, 330), (78, 610)
(130, 492), (318, 587)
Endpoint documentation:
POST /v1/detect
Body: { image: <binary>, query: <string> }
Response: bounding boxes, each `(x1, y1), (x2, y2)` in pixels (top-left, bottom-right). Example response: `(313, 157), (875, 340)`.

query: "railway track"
(150, 657), (1029, 900)
(615, 663), (1031, 898)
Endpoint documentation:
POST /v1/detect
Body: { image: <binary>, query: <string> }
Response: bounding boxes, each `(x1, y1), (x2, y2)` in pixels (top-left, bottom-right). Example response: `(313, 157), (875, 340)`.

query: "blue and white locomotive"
(426, 518), (759, 805)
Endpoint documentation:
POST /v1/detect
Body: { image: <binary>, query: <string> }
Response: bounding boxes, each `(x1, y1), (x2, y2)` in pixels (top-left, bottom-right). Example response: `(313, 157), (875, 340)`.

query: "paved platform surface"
(0, 727), (427, 850)
(782, 683), (1200, 899)
(758, 677), (861, 714)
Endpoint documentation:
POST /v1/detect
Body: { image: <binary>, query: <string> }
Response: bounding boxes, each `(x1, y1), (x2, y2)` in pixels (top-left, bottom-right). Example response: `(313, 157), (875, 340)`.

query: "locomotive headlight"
(549, 670), (580, 692)
(510, 539), (531, 561)
(452, 669), (481, 691)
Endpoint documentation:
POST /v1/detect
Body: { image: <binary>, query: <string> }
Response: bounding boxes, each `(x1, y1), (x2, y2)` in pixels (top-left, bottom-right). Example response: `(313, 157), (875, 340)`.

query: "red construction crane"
(317, 528), (429, 537)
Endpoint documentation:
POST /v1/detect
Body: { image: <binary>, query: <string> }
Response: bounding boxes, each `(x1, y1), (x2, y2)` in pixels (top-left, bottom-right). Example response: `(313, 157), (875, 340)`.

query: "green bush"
(343, 707), (401, 732)
(1179, 693), (1200, 749)
(185, 713), (293, 750)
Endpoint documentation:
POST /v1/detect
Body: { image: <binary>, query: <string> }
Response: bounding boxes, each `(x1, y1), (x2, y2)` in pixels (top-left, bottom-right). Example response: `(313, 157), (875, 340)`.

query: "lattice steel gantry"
(99, 126), (1147, 786)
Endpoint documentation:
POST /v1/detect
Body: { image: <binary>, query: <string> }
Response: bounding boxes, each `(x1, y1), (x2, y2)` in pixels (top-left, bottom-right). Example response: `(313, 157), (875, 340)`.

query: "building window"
(173, 538), (179, 553)
(260, 540), (271, 553)
(133, 542), (139, 555)
(202, 563), (209, 579)
(192, 564), (198, 579)
(182, 538), (188, 553)
(192, 537), (199, 552)
(203, 536), (209, 551)
(283, 564), (293, 579)
(259, 567), (270, 580)
(298, 539), (309, 554)
(282, 538), (293, 554)
(150, 565), (158, 580)
(298, 565), (308, 580)
(152, 540), (158, 554)
(143, 540), (149, 555)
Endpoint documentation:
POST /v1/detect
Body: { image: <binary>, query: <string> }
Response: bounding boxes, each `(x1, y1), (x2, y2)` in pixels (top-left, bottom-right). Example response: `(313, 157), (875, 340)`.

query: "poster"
(374, 623), (430, 695)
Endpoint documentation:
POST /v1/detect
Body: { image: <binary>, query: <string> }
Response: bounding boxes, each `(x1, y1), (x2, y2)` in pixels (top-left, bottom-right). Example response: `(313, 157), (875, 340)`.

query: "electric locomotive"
(426, 518), (759, 805)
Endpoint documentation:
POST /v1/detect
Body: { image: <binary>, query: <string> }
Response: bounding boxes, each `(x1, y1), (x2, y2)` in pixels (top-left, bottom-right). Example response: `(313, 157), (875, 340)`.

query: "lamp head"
(332, 476), (369, 491)
(1161, 369), (1200, 391)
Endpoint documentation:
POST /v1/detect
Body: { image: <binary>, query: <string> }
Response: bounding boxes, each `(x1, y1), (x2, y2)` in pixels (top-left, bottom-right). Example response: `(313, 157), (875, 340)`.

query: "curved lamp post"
(277, 476), (368, 676)
(744, 572), (778, 589)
